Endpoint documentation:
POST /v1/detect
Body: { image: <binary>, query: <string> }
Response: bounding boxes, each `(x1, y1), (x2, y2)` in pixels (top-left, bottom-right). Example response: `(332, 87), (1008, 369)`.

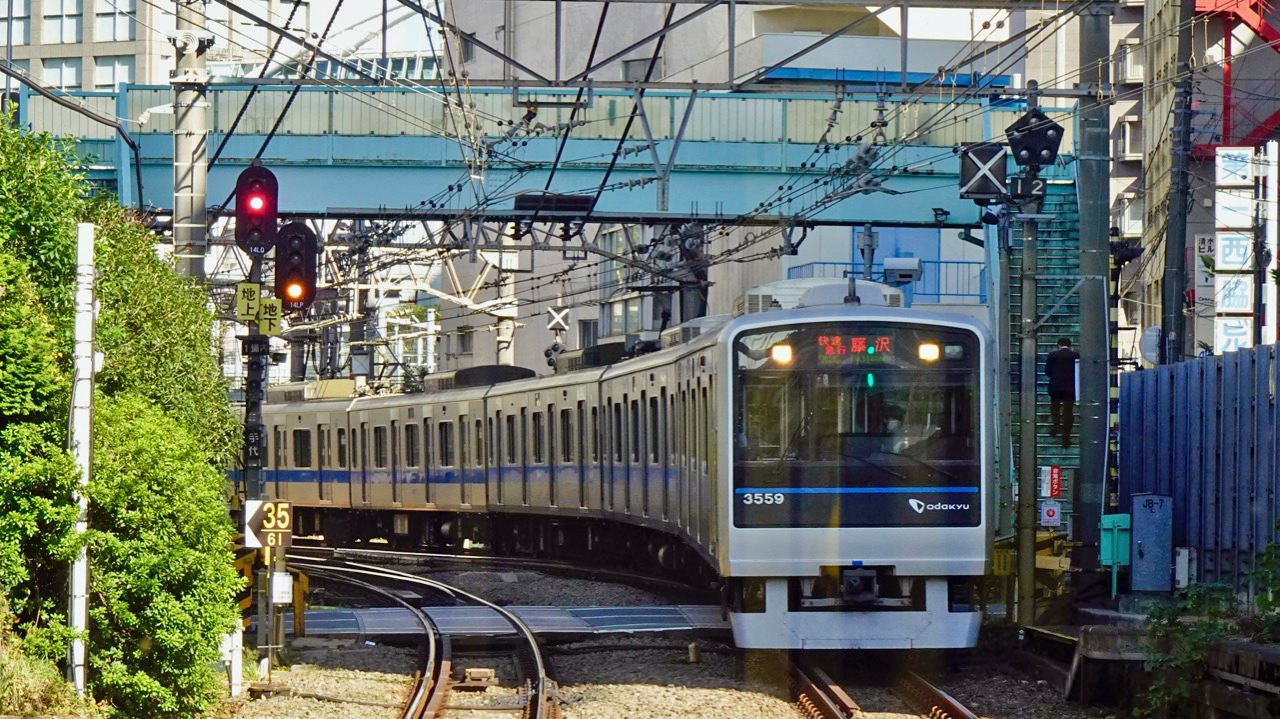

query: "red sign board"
(1049, 465), (1062, 498)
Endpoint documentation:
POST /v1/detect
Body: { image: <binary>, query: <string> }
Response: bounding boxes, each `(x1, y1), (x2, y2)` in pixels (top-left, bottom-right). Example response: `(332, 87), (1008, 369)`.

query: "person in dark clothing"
(1045, 338), (1080, 447)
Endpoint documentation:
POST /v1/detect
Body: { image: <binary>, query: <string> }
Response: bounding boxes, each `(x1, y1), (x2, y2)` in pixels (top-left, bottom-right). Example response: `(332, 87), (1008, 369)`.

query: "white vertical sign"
(1214, 147), (1261, 354)
(1266, 141), (1279, 345)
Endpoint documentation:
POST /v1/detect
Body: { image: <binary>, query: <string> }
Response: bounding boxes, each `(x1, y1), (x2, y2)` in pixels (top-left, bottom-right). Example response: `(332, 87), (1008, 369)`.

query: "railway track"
(289, 553), (559, 719)
(792, 657), (980, 719)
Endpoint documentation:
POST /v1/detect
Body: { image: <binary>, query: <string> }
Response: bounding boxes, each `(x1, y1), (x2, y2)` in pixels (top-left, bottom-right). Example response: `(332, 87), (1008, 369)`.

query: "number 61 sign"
(244, 500), (292, 549)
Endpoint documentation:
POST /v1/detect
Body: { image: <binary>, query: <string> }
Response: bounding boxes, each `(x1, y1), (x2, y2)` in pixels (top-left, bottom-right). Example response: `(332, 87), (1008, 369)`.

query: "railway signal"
(1005, 108), (1064, 167)
(275, 222), (318, 313)
(235, 164), (278, 256)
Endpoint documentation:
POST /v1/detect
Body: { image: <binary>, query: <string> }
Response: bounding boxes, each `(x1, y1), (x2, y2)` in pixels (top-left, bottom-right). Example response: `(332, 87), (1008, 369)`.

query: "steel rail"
(791, 660), (860, 719)
(290, 557), (555, 719)
(892, 669), (980, 719)
(300, 567), (451, 719)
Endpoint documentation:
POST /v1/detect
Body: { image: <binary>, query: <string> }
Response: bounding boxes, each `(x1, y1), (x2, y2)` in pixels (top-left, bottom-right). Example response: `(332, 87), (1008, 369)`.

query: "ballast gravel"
(929, 664), (1113, 719)
(414, 568), (673, 606)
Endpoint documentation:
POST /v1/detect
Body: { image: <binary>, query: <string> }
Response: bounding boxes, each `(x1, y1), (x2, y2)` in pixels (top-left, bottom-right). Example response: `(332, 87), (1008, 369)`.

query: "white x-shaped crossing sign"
(959, 144), (1008, 198)
(547, 306), (570, 331)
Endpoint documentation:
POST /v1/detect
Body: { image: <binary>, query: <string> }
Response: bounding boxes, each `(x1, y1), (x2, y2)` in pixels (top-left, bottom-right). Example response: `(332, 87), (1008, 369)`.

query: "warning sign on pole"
(1040, 500), (1062, 527)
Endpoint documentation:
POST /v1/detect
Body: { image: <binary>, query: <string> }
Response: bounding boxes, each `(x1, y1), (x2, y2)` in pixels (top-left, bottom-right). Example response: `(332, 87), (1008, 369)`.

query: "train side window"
(590, 406), (599, 462)
(702, 387), (711, 467)
(337, 428), (347, 468)
(506, 414), (517, 463)
(489, 415), (498, 465)
(292, 429), (312, 468)
(459, 414), (470, 469)
(475, 419), (483, 467)
(562, 407), (574, 463)
(373, 426), (388, 468)
(405, 423), (420, 467)
(532, 412), (545, 464)
(612, 402), (623, 462)
(439, 422), (455, 467)
(630, 399), (640, 463)
(649, 396), (660, 463)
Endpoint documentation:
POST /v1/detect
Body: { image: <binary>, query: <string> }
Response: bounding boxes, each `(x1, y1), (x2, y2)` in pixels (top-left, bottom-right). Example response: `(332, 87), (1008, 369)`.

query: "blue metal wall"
(1119, 346), (1280, 591)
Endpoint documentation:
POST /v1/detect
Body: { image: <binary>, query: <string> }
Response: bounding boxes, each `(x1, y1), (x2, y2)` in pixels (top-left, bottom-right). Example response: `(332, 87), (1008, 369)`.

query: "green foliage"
(0, 117), (84, 331)
(87, 198), (238, 466)
(87, 395), (241, 718)
(0, 117), (241, 718)
(0, 599), (103, 718)
(1138, 583), (1236, 718)
(1245, 525), (1280, 640)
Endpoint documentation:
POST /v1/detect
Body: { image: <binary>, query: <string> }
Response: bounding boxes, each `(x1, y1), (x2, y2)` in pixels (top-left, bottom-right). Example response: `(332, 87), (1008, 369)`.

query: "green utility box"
(1100, 514), (1131, 598)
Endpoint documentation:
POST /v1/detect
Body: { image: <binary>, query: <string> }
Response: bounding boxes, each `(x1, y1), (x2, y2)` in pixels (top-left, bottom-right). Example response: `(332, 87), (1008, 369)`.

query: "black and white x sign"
(959, 143), (1008, 199)
(547, 307), (570, 331)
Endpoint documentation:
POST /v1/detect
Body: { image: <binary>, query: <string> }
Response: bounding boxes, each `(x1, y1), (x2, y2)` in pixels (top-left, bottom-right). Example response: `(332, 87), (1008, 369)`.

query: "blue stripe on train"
(735, 486), (980, 494)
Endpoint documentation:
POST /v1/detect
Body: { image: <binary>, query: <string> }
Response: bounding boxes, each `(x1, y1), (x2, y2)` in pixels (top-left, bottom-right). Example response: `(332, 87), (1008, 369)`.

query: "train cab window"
(337, 428), (348, 468)
(292, 429), (312, 468)
(405, 423), (420, 467)
(475, 419), (483, 466)
(439, 422), (455, 467)
(532, 412), (545, 464)
(630, 400), (640, 463)
(505, 414), (517, 464)
(649, 397), (660, 463)
(373, 426), (388, 468)
(459, 415), (470, 469)
(561, 408), (573, 463)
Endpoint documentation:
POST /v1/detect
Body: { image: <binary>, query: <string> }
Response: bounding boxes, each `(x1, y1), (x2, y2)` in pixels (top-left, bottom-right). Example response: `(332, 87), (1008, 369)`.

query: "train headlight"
(770, 343), (794, 364)
(918, 343), (941, 362)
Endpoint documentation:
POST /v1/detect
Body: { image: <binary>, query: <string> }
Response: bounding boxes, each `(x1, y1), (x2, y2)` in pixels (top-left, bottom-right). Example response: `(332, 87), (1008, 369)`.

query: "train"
(252, 280), (994, 649)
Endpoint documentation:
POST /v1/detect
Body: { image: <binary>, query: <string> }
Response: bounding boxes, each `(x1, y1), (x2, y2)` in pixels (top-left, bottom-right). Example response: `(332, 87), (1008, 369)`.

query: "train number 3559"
(741, 492), (785, 505)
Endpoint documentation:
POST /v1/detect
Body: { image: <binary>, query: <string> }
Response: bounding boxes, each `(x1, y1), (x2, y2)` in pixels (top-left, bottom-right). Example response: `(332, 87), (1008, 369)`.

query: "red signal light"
(247, 195), (266, 212)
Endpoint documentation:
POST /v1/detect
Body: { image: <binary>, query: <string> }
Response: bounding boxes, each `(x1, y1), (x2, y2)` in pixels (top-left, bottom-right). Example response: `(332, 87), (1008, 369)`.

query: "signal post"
(233, 161), (316, 670)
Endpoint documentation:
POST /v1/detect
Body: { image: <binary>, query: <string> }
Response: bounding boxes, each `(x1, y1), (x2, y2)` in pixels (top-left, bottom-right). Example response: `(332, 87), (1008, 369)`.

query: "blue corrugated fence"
(1119, 346), (1280, 592)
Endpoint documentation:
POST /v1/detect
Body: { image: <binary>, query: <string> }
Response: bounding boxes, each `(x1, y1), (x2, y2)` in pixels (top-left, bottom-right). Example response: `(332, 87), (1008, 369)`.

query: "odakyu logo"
(908, 498), (970, 514)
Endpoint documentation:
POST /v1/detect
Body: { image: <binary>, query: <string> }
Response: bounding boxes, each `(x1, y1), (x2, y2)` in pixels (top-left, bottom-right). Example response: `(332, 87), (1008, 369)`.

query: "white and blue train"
(254, 282), (993, 649)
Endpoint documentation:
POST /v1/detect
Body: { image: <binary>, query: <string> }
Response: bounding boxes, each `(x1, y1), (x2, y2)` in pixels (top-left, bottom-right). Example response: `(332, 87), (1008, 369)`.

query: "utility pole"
(857, 224), (878, 280)
(496, 224), (516, 365)
(67, 223), (96, 696)
(1076, 1), (1115, 579)
(4, 0), (14, 109)
(1161, 0), (1197, 364)
(173, 0), (211, 280)
(1254, 207), (1270, 346)
(1016, 159), (1041, 628)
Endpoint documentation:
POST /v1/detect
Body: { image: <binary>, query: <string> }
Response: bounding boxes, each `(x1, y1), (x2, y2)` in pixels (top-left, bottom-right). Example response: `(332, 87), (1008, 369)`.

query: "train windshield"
(732, 322), (982, 528)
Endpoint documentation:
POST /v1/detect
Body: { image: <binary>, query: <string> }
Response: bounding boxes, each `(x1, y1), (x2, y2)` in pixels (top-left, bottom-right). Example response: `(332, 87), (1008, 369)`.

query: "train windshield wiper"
(869, 450), (962, 484)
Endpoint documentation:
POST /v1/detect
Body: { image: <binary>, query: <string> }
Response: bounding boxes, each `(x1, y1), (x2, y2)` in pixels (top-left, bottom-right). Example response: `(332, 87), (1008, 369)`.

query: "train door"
(437, 414), (461, 507)
(580, 400), (592, 510)
(491, 410), (504, 506)
(647, 392), (662, 520)
(317, 422), (328, 502)
(359, 420), (369, 505)
(423, 415), (434, 506)
(546, 403), (557, 507)
(402, 414), (422, 507)
(336, 424), (351, 508)
(660, 388), (670, 521)
(519, 407), (530, 505)
(390, 419), (400, 505)
(502, 407), (521, 506)
(467, 399), (486, 507)
(561, 401), (581, 509)
(629, 394), (642, 515)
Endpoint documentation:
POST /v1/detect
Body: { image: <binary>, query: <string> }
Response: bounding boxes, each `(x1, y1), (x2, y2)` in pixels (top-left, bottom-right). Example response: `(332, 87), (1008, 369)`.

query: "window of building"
(43, 57), (82, 90)
(623, 58), (653, 82)
(94, 0), (134, 41)
(579, 319), (598, 349)
(43, 0), (82, 44)
(292, 429), (312, 468)
(0, 1), (30, 45)
(457, 326), (474, 355)
(1120, 116), (1142, 161)
(1121, 195), (1143, 237)
(459, 33), (476, 63)
(1119, 40), (1144, 84)
(94, 55), (133, 89)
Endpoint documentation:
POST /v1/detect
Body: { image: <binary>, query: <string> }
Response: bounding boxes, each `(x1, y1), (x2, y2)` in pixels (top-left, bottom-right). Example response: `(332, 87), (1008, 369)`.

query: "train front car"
(723, 308), (990, 649)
